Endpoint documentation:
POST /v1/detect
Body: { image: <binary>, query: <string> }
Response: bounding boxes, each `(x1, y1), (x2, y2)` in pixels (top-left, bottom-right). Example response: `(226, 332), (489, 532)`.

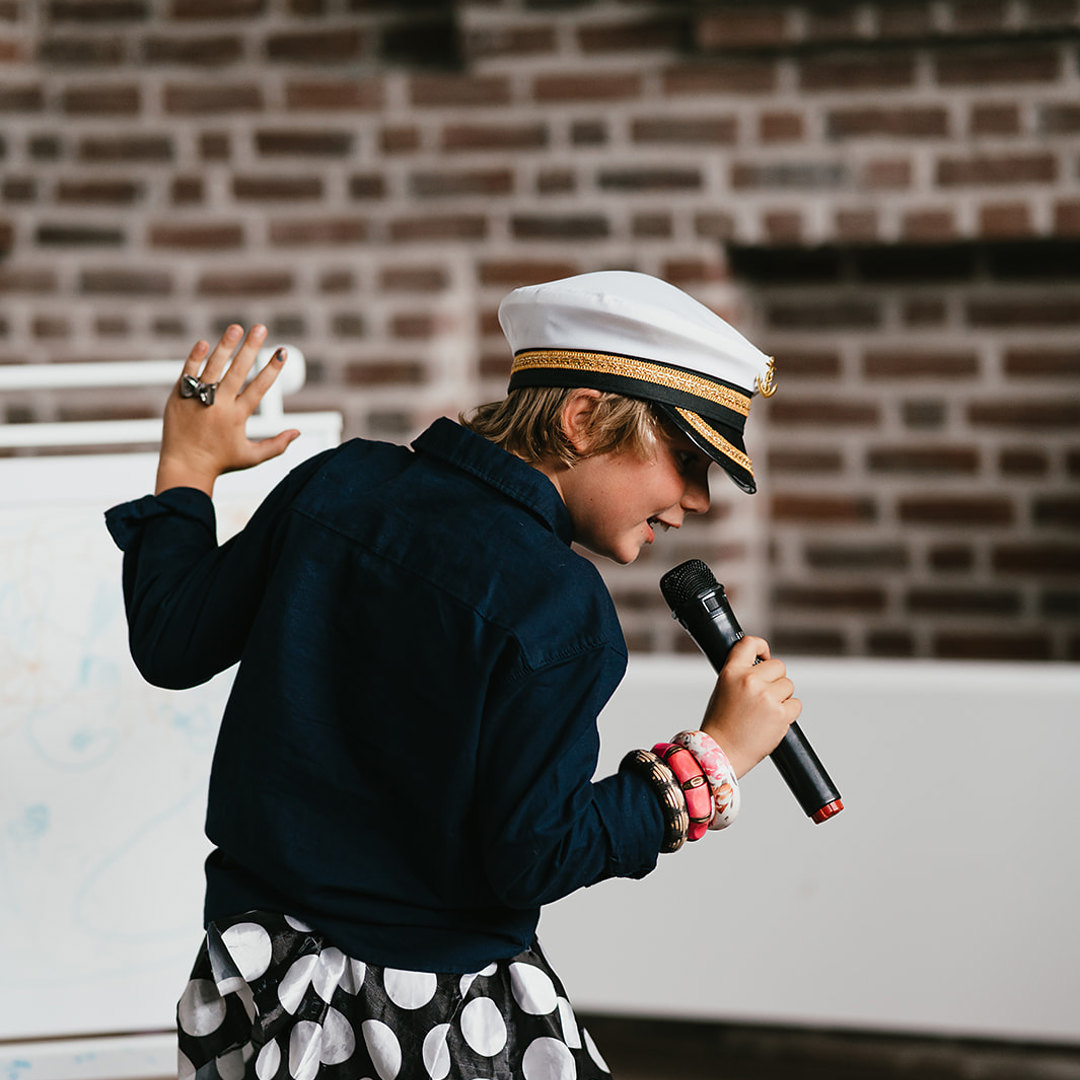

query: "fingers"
(180, 339), (210, 380)
(239, 345), (289, 410)
(247, 429), (301, 467)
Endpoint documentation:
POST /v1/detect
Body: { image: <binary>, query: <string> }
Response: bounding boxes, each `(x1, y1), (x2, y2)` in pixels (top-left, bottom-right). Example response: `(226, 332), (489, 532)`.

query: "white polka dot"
(521, 1036), (577, 1080)
(178, 1050), (195, 1080)
(384, 967), (438, 1009)
(343, 957), (367, 994)
(556, 997), (582, 1049)
(217, 1048), (245, 1080)
(255, 1040), (282, 1080)
(289, 1020), (322, 1080)
(220, 921), (274, 981)
(460, 996), (507, 1058)
(321, 1006), (356, 1065)
(510, 963), (558, 1015)
(422, 1023), (451, 1080)
(278, 953), (318, 1014)
(583, 1029), (609, 1073)
(361, 1019), (402, 1080)
(312, 947), (347, 1002)
(460, 961), (498, 999)
(285, 915), (312, 933)
(177, 978), (226, 1037)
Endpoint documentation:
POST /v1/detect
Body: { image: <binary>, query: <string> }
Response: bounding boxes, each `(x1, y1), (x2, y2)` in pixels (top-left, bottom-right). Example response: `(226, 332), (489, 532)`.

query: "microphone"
(660, 559), (843, 825)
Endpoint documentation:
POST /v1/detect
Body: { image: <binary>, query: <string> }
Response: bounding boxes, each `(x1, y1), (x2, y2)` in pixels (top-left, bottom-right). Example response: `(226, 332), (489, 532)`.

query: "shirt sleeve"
(103, 454), (329, 690)
(476, 643), (665, 909)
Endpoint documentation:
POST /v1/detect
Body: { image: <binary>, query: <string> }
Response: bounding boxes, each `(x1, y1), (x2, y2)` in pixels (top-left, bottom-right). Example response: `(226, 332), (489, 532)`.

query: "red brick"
(935, 46), (1060, 85)
(0, 85), (44, 111)
(1053, 200), (1080, 234)
(389, 215), (487, 243)
(999, 448), (1050, 476)
(56, 179), (140, 203)
(78, 134), (172, 161)
(937, 152), (1057, 186)
(970, 103), (1021, 136)
(863, 158), (913, 189)
(769, 449), (845, 474)
(80, 268), (172, 294)
(579, 16), (687, 53)
(994, 543), (1080, 573)
(478, 260), (579, 287)
(269, 218), (368, 245)
(255, 130), (353, 155)
(804, 543), (908, 570)
(538, 169), (575, 196)
(775, 351), (842, 378)
(442, 123), (547, 153)
(901, 208), (957, 242)
(904, 298), (947, 326)
(766, 299), (881, 329)
(879, 4), (934, 37)
(774, 586), (887, 613)
(770, 398), (879, 426)
(759, 111), (803, 142)
(32, 315), (70, 339)
(380, 126), (420, 154)
(410, 169), (514, 198)
(533, 73), (641, 103)
(143, 34), (242, 65)
(50, 0), (148, 18)
(697, 9), (790, 49)
(464, 25), (556, 61)
(170, 0), (265, 15)
(3, 178), (36, 201)
(344, 360), (425, 387)
(952, 0), (1008, 31)
(835, 208), (879, 242)
(770, 629), (848, 655)
(285, 79), (384, 111)
(631, 116), (737, 144)
(511, 215), (609, 241)
(61, 83), (140, 114)
(233, 176), (323, 200)
(598, 168), (701, 192)
(898, 497), (1013, 526)
(171, 176), (202, 203)
(660, 259), (725, 286)
(164, 83), (262, 114)
(930, 545), (976, 572)
(0, 267), (58, 292)
(197, 271), (292, 296)
(863, 350), (978, 378)
(38, 35), (126, 64)
(663, 60), (777, 95)
(391, 313), (437, 340)
(265, 28), (365, 62)
(868, 446), (980, 473)
(37, 223), (125, 246)
(967, 298), (1080, 326)
(800, 53), (916, 91)
(1025, 0), (1080, 28)
(694, 212), (735, 240)
(933, 633), (1052, 661)
(149, 223), (244, 248)
(1035, 496), (1080, 527)
(411, 75), (511, 108)
(199, 132), (230, 160)
(978, 202), (1034, 238)
(349, 174), (386, 200)
(319, 269), (353, 293)
(379, 267), (450, 292)
(771, 494), (877, 523)
(970, 399), (1080, 426)
(867, 631), (916, 659)
(1004, 347), (1080, 377)
(828, 106), (949, 139)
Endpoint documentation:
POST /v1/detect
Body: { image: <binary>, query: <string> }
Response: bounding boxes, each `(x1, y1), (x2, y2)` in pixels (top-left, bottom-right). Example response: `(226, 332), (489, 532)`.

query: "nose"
(681, 471), (710, 515)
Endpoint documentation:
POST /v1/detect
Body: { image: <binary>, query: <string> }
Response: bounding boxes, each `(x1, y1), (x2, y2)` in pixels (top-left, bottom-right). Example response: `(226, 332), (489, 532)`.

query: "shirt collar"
(412, 417), (574, 546)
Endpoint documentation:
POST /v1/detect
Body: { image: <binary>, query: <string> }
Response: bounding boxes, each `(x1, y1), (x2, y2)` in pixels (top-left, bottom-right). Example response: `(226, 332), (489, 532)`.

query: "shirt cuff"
(104, 487), (216, 550)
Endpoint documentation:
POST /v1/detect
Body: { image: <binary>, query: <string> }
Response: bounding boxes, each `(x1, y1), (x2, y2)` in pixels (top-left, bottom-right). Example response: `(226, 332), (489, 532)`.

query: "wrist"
(155, 456), (218, 497)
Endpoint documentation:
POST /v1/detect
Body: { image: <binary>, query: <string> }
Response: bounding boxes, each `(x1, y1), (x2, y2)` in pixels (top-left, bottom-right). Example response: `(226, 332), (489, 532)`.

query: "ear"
(560, 388), (603, 455)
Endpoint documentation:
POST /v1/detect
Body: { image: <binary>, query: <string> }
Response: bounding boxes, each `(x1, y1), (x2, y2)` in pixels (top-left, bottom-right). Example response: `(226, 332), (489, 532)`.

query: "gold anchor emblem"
(756, 357), (778, 398)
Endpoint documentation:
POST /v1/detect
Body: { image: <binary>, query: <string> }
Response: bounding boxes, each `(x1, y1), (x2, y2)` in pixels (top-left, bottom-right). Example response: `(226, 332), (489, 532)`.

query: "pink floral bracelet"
(671, 730), (741, 830)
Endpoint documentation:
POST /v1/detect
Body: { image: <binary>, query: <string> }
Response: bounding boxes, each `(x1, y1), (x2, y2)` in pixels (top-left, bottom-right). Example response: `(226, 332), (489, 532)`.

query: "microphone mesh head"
(659, 559), (719, 609)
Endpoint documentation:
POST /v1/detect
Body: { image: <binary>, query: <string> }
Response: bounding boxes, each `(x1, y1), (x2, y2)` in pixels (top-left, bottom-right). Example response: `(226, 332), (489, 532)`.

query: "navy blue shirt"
(106, 418), (663, 972)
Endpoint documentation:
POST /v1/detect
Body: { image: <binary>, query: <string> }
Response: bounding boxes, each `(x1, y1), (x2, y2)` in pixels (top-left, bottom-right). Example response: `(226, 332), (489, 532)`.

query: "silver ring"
(179, 373), (218, 407)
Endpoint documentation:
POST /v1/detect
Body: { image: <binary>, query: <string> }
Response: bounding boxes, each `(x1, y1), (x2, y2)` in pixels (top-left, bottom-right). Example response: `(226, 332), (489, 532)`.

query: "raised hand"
(155, 324), (301, 496)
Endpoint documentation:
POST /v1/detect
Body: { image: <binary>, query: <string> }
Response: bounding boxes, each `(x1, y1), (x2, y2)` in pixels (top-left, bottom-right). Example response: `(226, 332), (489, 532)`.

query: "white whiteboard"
(0, 431), (338, 1040)
(541, 657), (1080, 1045)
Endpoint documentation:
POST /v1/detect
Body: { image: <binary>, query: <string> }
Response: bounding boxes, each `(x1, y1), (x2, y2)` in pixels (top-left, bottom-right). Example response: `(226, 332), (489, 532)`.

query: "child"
(106, 271), (799, 1080)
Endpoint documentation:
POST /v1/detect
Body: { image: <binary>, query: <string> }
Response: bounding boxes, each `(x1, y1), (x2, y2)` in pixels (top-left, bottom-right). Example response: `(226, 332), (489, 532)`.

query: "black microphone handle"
(665, 574), (843, 824)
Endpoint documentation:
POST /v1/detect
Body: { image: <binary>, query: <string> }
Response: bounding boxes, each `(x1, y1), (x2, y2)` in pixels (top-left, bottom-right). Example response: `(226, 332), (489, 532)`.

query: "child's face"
(558, 431), (712, 564)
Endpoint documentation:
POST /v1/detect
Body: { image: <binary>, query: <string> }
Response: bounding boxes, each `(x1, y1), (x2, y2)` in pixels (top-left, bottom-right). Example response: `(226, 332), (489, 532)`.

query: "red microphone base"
(811, 799), (844, 824)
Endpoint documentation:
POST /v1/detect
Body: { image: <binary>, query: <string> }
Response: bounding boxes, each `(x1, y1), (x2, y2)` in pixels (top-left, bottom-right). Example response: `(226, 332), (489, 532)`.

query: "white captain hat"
(498, 270), (776, 494)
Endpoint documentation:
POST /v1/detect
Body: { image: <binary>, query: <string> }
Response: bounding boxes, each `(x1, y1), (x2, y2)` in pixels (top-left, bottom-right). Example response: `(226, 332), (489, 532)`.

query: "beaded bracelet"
(651, 742), (712, 842)
(672, 730), (741, 830)
(619, 748), (690, 853)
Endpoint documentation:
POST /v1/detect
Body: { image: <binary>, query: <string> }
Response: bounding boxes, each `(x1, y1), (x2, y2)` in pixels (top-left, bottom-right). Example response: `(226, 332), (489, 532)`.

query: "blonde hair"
(460, 386), (665, 468)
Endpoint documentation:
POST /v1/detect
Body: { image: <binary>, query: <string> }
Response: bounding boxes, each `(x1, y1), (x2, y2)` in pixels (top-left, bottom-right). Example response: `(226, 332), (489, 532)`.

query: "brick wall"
(1, 0), (1077, 659)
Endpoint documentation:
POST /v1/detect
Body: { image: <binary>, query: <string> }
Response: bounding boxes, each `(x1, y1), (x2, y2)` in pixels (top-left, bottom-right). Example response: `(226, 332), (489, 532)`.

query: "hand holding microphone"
(660, 559), (843, 824)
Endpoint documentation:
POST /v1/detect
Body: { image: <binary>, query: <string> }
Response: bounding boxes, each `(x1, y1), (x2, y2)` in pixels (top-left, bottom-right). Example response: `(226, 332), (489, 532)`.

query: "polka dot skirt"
(177, 911), (612, 1080)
